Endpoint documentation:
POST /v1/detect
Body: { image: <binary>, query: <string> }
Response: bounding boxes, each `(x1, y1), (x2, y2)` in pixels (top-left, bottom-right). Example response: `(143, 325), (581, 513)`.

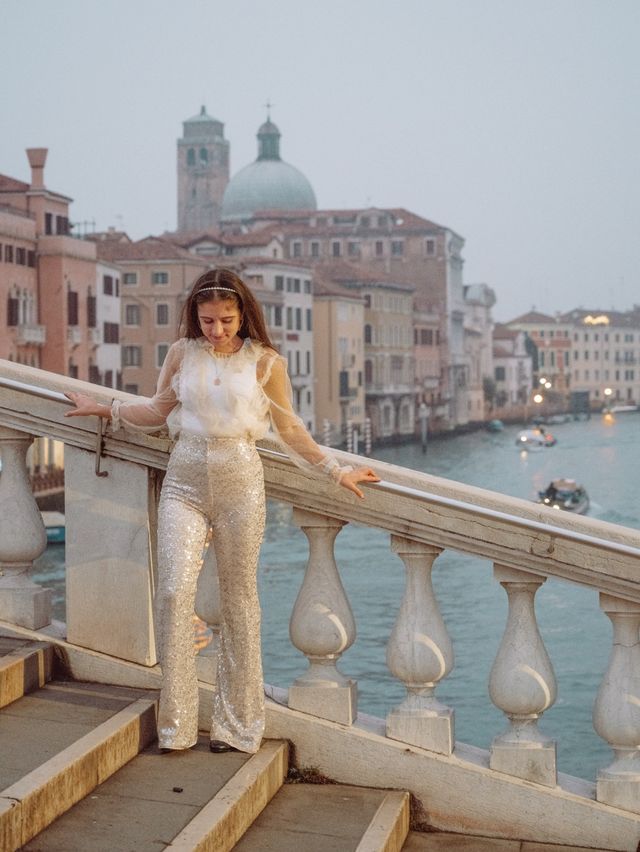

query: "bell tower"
(177, 106), (230, 232)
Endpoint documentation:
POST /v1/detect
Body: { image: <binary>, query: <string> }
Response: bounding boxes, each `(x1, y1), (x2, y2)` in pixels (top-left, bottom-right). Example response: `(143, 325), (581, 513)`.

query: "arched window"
(364, 324), (372, 344)
(199, 148), (208, 163)
(187, 148), (196, 166)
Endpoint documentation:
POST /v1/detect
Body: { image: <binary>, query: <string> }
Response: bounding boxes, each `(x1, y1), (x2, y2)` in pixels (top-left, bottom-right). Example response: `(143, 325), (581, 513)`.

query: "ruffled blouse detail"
(111, 337), (352, 484)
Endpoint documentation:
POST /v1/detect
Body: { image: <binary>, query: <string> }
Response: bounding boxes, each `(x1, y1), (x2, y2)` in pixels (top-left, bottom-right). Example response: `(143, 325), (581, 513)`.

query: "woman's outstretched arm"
(64, 339), (183, 430)
(261, 354), (380, 499)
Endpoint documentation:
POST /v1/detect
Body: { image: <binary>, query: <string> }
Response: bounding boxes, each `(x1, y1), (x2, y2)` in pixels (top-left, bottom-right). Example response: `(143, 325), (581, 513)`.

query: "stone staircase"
(0, 638), (615, 851)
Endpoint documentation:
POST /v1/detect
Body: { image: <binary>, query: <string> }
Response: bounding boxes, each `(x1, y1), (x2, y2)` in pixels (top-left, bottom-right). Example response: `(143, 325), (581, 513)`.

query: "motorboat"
(515, 428), (557, 450)
(537, 479), (589, 514)
(41, 511), (65, 544)
(486, 419), (504, 433)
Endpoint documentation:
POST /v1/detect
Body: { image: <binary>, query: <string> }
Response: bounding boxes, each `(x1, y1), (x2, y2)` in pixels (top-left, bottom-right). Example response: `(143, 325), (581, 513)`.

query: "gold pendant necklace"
(210, 339), (243, 385)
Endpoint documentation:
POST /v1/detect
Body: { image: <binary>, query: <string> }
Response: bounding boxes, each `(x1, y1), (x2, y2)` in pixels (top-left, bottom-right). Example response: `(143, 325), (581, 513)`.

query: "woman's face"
(197, 298), (242, 353)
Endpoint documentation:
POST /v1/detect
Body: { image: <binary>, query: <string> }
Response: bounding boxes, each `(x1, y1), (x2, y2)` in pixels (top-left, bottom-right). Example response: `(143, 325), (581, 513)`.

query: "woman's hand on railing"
(339, 466), (381, 499)
(64, 392), (112, 420)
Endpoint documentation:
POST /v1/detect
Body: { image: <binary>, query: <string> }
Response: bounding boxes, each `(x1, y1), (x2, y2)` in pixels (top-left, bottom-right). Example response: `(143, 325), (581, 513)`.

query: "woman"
(65, 268), (379, 755)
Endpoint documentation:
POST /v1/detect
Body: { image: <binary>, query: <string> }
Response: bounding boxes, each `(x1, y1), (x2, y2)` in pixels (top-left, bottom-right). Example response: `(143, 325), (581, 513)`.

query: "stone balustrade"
(2, 360), (640, 820)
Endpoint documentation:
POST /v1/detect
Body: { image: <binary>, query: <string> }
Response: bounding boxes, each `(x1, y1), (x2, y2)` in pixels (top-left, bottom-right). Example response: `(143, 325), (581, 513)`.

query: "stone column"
(489, 564), (557, 787)
(386, 536), (454, 755)
(593, 593), (640, 813)
(288, 508), (357, 724)
(0, 426), (51, 628)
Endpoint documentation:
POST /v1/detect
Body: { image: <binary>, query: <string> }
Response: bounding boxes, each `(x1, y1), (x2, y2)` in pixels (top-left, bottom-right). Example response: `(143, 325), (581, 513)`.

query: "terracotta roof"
(95, 236), (208, 264)
(162, 229), (221, 247)
(238, 256), (313, 270)
(85, 230), (132, 244)
(558, 308), (640, 327)
(166, 225), (279, 249)
(0, 174), (30, 192)
(311, 259), (414, 291)
(312, 276), (364, 300)
(507, 310), (557, 325)
(493, 323), (518, 340)
(249, 206), (447, 237)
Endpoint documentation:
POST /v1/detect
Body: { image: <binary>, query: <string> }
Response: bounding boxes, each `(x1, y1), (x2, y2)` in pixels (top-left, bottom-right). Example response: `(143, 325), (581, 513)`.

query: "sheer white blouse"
(111, 337), (349, 483)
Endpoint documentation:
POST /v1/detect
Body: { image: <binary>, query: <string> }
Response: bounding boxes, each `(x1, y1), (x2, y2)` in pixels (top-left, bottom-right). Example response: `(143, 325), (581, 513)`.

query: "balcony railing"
(15, 323), (46, 346)
(1, 360), (640, 847)
(365, 382), (414, 396)
(66, 327), (82, 346)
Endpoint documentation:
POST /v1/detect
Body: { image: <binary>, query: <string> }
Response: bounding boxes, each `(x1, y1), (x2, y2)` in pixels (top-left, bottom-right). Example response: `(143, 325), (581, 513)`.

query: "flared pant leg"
(155, 495), (209, 750)
(209, 492), (266, 752)
(155, 435), (266, 753)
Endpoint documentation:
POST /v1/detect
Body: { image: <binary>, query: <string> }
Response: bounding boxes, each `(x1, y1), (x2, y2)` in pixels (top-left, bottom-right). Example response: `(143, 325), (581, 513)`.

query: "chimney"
(26, 148), (48, 189)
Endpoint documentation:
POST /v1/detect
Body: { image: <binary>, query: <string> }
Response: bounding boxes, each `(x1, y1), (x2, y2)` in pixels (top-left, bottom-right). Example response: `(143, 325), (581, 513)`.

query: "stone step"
(0, 637), (54, 709)
(20, 737), (288, 852)
(0, 679), (157, 850)
(233, 782), (410, 852)
(402, 830), (607, 850)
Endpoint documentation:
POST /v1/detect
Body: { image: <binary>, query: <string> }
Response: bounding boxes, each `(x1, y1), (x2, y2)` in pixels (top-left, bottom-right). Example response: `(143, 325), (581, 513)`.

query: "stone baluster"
(288, 508), (357, 724)
(0, 426), (51, 628)
(194, 534), (221, 685)
(593, 593), (640, 813)
(488, 563), (557, 787)
(385, 536), (454, 754)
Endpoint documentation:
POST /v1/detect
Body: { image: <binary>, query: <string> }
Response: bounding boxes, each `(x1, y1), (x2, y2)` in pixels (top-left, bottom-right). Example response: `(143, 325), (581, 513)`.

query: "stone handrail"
(1, 359), (640, 817)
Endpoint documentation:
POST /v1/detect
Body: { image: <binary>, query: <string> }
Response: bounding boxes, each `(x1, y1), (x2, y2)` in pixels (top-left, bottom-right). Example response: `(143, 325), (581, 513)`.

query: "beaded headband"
(197, 286), (237, 294)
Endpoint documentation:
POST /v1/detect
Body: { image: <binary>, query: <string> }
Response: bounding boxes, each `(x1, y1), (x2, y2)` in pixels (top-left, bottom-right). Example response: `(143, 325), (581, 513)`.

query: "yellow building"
(312, 273), (365, 445)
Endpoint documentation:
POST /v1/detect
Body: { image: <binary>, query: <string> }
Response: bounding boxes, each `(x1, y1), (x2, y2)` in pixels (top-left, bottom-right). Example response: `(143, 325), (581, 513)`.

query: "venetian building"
(1, 148), (97, 381)
(463, 283), (496, 422)
(221, 116), (316, 225)
(177, 106), (230, 232)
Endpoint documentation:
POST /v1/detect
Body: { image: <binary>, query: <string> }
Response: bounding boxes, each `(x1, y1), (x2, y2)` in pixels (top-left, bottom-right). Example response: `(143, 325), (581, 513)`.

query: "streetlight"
(603, 387), (613, 415)
(533, 393), (544, 405)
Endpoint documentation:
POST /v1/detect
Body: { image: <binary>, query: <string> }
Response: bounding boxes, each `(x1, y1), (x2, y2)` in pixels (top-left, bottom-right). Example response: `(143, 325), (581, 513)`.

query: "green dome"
(221, 160), (316, 222)
(221, 118), (316, 222)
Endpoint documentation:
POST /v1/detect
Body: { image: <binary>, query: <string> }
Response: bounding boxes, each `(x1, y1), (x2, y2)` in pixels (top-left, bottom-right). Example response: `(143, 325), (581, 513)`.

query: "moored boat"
(41, 511), (65, 544)
(606, 404), (639, 414)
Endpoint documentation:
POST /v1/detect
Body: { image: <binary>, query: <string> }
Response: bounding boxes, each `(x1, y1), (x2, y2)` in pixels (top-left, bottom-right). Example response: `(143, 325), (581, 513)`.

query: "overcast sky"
(3, 0), (639, 320)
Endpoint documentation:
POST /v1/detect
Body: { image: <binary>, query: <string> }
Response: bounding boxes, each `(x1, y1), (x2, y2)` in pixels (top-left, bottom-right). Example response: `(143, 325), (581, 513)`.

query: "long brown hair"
(180, 267), (276, 349)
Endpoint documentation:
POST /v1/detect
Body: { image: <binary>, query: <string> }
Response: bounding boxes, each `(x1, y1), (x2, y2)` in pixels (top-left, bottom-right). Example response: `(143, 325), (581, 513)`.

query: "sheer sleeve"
(259, 352), (353, 484)
(111, 339), (182, 433)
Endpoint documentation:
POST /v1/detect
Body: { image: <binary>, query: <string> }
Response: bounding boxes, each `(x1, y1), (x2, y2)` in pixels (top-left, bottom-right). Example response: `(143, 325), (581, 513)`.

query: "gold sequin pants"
(155, 435), (266, 753)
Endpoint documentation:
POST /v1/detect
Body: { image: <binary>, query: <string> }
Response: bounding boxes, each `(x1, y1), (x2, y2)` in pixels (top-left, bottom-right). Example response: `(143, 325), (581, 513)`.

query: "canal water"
(33, 412), (640, 781)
